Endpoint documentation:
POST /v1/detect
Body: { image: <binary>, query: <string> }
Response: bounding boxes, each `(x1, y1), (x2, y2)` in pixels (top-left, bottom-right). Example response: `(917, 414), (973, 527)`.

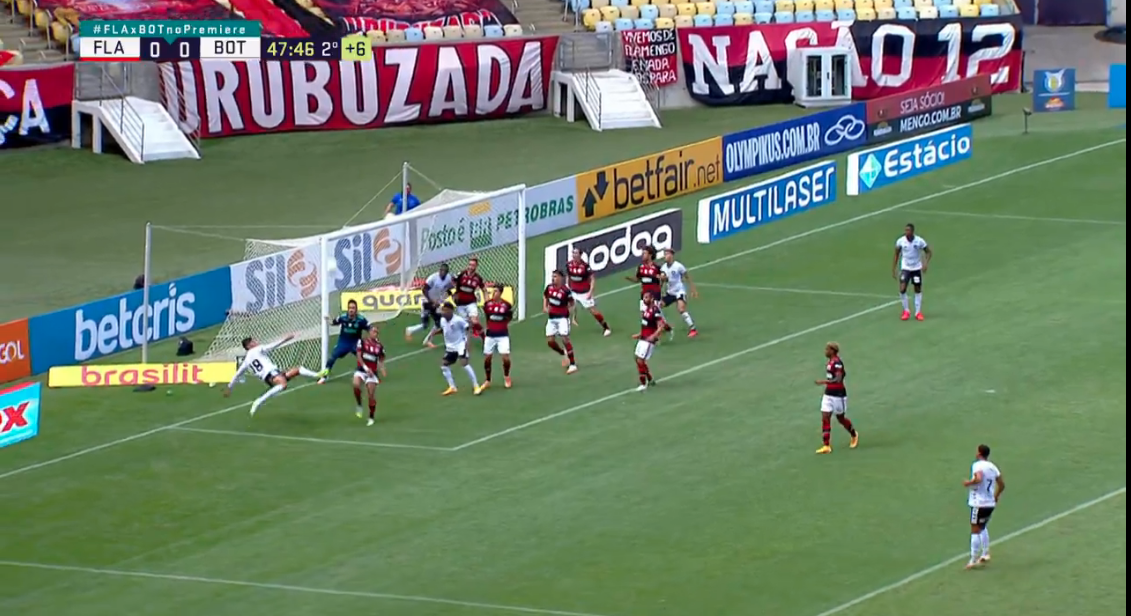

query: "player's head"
(438, 263), (450, 277)
(466, 257), (478, 273)
(368, 324), (380, 338)
(642, 290), (654, 304)
(346, 299), (358, 317)
(491, 284), (506, 300)
(663, 248), (676, 264)
(241, 337), (257, 350)
(904, 223), (916, 240)
(405, 182), (413, 194)
(441, 302), (455, 317)
(977, 444), (991, 461)
(642, 245), (656, 263)
(825, 342), (840, 358)
(552, 269), (565, 286)
(571, 248), (583, 262)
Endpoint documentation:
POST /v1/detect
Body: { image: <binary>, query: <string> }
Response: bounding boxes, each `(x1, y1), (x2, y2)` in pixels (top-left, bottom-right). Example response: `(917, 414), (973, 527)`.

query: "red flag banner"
(0, 63), (75, 149)
(281, 0), (520, 34)
(679, 16), (1022, 106)
(621, 29), (679, 87)
(158, 36), (559, 138)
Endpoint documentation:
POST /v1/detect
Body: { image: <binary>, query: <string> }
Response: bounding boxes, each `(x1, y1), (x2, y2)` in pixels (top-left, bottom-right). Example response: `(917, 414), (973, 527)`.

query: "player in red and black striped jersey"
(633, 291), (666, 391)
(814, 342), (859, 454)
(544, 270), (578, 374)
(481, 285), (515, 390)
(566, 248), (611, 335)
(353, 325), (387, 427)
(627, 246), (672, 340)
(453, 258), (486, 338)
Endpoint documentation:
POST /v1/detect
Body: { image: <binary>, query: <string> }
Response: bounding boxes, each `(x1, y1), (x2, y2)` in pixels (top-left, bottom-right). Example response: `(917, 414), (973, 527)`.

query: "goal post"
(200, 183), (528, 373)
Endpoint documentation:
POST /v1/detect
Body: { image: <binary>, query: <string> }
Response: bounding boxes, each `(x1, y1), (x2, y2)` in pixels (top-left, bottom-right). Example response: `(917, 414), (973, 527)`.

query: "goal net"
(201, 184), (529, 372)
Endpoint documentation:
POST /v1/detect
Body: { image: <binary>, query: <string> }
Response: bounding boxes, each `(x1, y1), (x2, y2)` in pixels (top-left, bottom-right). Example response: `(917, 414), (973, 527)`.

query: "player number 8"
(251, 359), (263, 372)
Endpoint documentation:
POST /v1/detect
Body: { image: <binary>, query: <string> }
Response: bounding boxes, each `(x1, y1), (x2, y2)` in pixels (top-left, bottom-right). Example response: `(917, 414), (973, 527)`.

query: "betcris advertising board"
(846, 124), (973, 197)
(28, 267), (232, 373)
(697, 160), (837, 244)
(721, 104), (866, 182)
(0, 382), (41, 449)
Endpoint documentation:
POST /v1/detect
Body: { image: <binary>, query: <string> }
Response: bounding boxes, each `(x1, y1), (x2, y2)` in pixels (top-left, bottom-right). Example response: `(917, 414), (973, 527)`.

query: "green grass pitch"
(0, 95), (1125, 616)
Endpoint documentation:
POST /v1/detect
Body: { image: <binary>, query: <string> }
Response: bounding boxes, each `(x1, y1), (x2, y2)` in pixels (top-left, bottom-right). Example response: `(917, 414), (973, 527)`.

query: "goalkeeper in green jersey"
(320, 299), (370, 383)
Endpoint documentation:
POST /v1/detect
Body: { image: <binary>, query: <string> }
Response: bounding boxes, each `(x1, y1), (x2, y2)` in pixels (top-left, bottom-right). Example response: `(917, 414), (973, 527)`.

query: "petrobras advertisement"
(697, 161), (837, 244)
(721, 104), (866, 182)
(28, 267), (233, 374)
(0, 382), (41, 449)
(846, 124), (973, 196)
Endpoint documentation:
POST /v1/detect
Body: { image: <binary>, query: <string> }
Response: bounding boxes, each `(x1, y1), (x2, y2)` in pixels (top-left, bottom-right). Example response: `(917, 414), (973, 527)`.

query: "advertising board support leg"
(136, 222), (156, 392)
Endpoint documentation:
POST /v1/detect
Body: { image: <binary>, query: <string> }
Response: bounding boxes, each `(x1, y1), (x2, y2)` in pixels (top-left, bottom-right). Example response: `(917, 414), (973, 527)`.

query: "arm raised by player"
(261, 333), (295, 352)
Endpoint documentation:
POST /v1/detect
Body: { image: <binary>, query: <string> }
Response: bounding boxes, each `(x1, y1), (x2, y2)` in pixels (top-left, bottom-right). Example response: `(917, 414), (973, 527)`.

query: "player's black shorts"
(421, 301), (441, 325)
(262, 370), (288, 387)
(661, 292), (685, 307)
(442, 349), (469, 364)
(969, 506), (995, 527)
(900, 269), (924, 286)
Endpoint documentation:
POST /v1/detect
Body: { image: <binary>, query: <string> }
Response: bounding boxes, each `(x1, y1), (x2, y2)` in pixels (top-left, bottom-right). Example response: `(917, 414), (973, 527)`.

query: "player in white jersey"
(431, 303), (484, 396)
(406, 263), (456, 347)
(660, 249), (699, 338)
(892, 223), (932, 321)
(962, 444), (1005, 569)
(224, 334), (322, 416)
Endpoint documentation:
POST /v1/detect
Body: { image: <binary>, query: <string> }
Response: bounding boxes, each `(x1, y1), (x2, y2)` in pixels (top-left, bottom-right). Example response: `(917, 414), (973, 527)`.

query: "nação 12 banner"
(697, 160), (837, 244)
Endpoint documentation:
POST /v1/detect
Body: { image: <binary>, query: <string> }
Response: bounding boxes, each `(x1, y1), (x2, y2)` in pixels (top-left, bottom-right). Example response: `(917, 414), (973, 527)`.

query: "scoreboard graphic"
(77, 20), (372, 62)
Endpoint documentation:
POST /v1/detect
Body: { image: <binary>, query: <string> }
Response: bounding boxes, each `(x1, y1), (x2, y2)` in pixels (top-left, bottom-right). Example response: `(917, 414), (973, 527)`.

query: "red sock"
(637, 362), (650, 385)
(822, 416), (832, 446)
(593, 311), (609, 330)
(564, 342), (576, 366)
(353, 386), (362, 405)
(502, 357), (511, 377)
(837, 415), (857, 437)
(484, 357), (492, 382)
(548, 340), (564, 355)
(368, 398), (377, 419)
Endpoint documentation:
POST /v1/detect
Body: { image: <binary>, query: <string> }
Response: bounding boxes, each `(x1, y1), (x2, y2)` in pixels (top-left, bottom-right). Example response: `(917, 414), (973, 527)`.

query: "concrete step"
(516, 0), (579, 34)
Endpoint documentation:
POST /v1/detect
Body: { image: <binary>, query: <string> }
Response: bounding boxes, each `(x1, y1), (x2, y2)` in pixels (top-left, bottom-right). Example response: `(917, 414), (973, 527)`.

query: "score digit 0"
(143, 38), (198, 61)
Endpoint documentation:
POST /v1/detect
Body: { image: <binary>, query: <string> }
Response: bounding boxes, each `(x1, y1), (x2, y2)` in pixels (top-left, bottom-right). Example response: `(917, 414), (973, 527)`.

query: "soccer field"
(1, 97), (1126, 616)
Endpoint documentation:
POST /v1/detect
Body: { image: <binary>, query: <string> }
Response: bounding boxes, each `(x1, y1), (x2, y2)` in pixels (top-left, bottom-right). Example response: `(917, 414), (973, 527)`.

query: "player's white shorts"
(634, 339), (654, 360)
(546, 317), (571, 337)
(820, 395), (848, 415)
(353, 370), (380, 385)
(455, 303), (479, 320)
(483, 335), (511, 356)
(572, 291), (596, 310)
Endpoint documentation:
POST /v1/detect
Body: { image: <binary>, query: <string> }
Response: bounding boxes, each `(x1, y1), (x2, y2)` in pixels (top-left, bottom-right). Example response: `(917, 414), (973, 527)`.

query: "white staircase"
(551, 69), (661, 131)
(72, 96), (199, 163)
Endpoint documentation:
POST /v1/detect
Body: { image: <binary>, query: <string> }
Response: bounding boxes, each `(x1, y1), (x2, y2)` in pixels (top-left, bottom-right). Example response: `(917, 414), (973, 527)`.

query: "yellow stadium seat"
(674, 14), (695, 26)
(677, 3), (697, 16)
(656, 16), (676, 28)
(834, 0), (853, 10)
(697, 2), (716, 15)
(855, 0), (873, 9)
(631, 0), (650, 5)
(620, 5), (640, 18)
(952, 0), (971, 5)
(600, 5), (621, 20)
(856, 7), (876, 19)
(659, 3), (678, 17)
(734, 11), (754, 23)
(463, 24), (483, 38)
(959, 4), (979, 16)
(367, 30), (386, 45)
(795, 0), (815, 11)
(775, 0), (795, 12)
(591, 0), (610, 7)
(913, 0), (933, 7)
(873, 0), (893, 7)
(385, 29), (406, 43)
(652, 0), (671, 4)
(917, 5), (938, 17)
(975, 0), (994, 4)
(423, 26), (444, 40)
(582, 8), (602, 28)
(503, 24), (524, 36)
(876, 6), (895, 18)
(815, 0), (835, 10)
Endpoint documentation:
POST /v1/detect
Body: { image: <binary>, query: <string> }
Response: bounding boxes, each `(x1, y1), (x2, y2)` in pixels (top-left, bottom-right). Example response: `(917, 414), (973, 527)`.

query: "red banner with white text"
(0, 63), (75, 149)
(679, 16), (1022, 106)
(158, 37), (558, 138)
(621, 29), (679, 87)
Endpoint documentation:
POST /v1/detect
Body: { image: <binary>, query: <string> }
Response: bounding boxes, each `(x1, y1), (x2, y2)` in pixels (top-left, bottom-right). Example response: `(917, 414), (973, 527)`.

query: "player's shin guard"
(353, 386), (362, 405)
(547, 340), (564, 355)
(441, 366), (456, 388)
(368, 397), (377, 419)
(564, 342), (576, 366)
(502, 357), (511, 376)
(463, 364), (480, 388)
(914, 293), (923, 314)
(980, 529), (990, 557)
(593, 310), (609, 330)
(822, 416), (832, 446)
(637, 361), (651, 385)
(837, 415), (857, 437)
(483, 357), (493, 382)
(681, 311), (695, 329)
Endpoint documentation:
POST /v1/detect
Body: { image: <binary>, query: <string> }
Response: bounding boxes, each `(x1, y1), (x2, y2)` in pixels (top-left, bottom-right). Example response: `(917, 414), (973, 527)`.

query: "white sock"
(900, 293), (909, 311)
(297, 367), (320, 378)
(441, 366), (456, 388)
(406, 324), (424, 336)
(463, 364), (480, 388)
(255, 384), (285, 408)
(980, 529), (990, 557)
(969, 533), (982, 563)
(914, 293), (923, 314)
(681, 311), (694, 329)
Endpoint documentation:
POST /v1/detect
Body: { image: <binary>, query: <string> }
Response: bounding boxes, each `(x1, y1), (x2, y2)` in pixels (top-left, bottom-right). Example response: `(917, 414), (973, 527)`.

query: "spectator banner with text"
(679, 16), (1022, 107)
(574, 138), (722, 222)
(158, 36), (558, 137)
(864, 74), (992, 142)
(621, 29), (679, 87)
(0, 63), (75, 149)
(280, 0), (519, 34)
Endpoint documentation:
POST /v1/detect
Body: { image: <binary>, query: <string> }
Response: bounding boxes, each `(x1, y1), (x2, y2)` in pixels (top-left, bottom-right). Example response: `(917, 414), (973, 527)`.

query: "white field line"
(451, 300), (899, 451)
(812, 486), (1127, 616)
(171, 427), (455, 452)
(0, 139), (1122, 481)
(697, 283), (889, 299)
(905, 209), (1127, 226)
(0, 560), (617, 616)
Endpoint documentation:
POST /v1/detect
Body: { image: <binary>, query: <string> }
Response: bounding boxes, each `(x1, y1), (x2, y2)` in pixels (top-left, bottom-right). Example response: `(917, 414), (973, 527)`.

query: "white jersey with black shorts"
(660, 261), (689, 306)
(968, 459), (1001, 526)
(440, 314), (470, 363)
(231, 340), (287, 388)
(896, 235), (929, 286)
(422, 272), (454, 324)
